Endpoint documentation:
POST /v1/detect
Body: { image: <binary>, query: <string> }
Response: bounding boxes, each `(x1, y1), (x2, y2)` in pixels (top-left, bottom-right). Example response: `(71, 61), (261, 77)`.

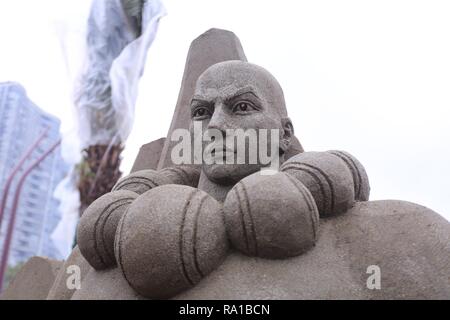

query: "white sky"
(0, 0), (449, 221)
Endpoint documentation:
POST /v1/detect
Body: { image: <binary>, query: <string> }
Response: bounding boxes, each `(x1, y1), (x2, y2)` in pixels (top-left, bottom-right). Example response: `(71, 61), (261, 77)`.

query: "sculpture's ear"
(280, 117), (294, 154)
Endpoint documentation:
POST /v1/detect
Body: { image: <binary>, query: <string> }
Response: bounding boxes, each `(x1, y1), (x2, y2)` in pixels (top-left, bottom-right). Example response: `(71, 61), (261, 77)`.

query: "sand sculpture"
(4, 29), (448, 300)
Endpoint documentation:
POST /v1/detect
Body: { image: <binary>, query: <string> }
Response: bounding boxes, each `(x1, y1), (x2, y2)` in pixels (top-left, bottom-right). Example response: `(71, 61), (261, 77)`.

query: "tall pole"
(0, 139), (61, 292)
(0, 128), (48, 230)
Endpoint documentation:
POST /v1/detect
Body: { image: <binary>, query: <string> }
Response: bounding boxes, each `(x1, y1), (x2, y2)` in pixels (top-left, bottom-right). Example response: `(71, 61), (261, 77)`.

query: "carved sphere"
(114, 184), (228, 299)
(327, 150), (370, 201)
(159, 165), (201, 187)
(223, 171), (319, 259)
(77, 190), (138, 270)
(112, 169), (170, 194)
(281, 151), (355, 217)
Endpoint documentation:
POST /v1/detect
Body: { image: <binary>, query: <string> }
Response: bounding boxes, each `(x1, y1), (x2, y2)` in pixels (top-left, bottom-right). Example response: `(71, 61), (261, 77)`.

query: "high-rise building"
(0, 82), (68, 266)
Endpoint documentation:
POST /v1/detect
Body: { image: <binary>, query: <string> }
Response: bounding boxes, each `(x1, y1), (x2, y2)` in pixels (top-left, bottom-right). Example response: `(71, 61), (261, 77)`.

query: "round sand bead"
(223, 171), (319, 259)
(112, 169), (170, 195)
(77, 190), (138, 270)
(159, 165), (201, 187)
(327, 150), (370, 201)
(114, 185), (228, 299)
(280, 151), (355, 217)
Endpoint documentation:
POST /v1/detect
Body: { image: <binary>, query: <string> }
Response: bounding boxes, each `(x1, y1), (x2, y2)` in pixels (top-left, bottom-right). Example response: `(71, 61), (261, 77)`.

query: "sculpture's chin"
(203, 163), (261, 185)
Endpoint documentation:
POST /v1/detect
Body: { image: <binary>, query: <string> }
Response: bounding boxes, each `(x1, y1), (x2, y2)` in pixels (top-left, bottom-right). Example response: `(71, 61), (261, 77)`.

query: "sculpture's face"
(190, 61), (293, 185)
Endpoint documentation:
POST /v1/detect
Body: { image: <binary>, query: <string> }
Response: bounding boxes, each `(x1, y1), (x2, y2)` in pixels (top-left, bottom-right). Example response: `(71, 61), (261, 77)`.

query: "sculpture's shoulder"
(330, 200), (450, 299)
(176, 200), (450, 300)
(336, 200), (450, 252)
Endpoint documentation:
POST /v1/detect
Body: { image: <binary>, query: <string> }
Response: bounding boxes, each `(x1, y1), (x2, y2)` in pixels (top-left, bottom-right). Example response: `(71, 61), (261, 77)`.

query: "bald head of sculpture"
(190, 60), (294, 185)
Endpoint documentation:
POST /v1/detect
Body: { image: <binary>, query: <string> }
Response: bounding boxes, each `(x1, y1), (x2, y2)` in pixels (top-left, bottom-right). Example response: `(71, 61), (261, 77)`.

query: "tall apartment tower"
(0, 82), (68, 266)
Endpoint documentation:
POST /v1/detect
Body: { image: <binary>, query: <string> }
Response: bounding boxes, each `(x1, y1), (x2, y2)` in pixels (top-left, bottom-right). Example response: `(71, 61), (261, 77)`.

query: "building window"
(28, 192), (38, 199)
(30, 182), (40, 190)
(23, 221), (33, 228)
(31, 174), (42, 181)
(18, 240), (28, 247)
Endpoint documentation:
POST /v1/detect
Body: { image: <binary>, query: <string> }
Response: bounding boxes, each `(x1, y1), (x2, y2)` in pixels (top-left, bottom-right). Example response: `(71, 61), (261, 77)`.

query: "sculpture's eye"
(232, 101), (255, 114)
(192, 107), (212, 119)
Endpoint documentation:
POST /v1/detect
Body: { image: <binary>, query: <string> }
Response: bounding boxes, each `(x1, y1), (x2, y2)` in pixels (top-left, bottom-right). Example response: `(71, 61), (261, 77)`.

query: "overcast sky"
(0, 0), (449, 221)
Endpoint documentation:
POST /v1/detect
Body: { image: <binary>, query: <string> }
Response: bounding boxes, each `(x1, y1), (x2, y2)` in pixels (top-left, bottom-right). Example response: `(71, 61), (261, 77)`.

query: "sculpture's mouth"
(204, 144), (236, 160)
(212, 147), (236, 156)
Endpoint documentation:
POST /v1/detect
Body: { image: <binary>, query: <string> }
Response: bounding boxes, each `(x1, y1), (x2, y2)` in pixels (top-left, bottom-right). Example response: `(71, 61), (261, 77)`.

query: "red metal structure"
(0, 128), (49, 230)
(0, 139), (61, 291)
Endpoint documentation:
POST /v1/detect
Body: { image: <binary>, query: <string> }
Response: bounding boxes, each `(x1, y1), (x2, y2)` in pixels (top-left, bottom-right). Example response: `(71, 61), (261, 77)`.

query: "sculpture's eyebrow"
(225, 87), (260, 103)
(190, 96), (211, 106)
(190, 86), (261, 106)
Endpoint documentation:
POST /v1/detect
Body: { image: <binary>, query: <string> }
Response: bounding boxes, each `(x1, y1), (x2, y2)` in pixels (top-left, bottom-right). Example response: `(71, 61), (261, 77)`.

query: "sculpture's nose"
(206, 102), (230, 134)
